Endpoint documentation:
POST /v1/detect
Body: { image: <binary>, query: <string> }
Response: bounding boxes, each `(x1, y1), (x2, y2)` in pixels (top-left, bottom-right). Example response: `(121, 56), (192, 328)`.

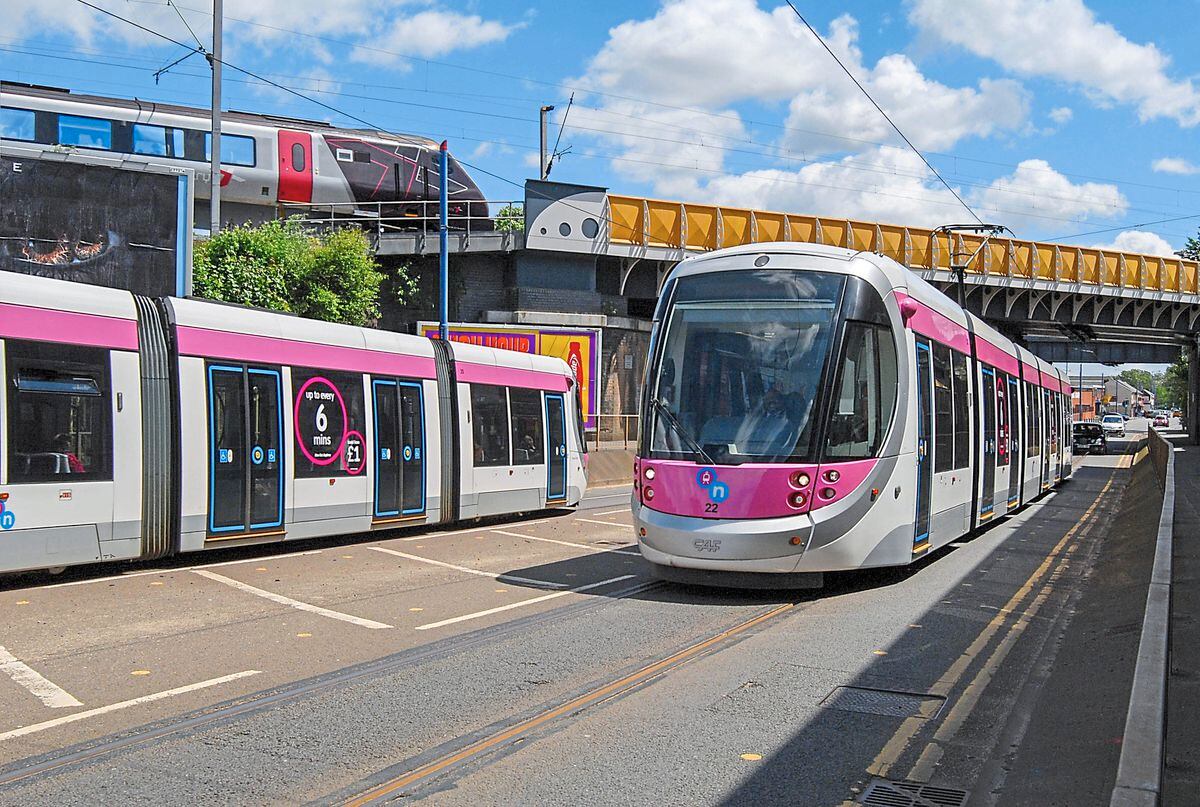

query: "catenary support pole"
(539, 105), (554, 180)
(1188, 340), (1199, 445)
(439, 140), (449, 341)
(209, 0), (222, 234)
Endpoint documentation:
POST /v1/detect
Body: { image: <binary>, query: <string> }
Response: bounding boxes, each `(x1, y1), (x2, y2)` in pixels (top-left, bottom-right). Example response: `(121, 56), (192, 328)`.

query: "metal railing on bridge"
(605, 195), (1200, 297)
(280, 200), (522, 244)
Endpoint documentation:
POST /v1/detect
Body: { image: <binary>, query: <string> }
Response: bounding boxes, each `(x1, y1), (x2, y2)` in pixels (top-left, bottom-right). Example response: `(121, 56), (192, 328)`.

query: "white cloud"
(1049, 106), (1073, 124)
(1091, 230), (1177, 256)
(352, 10), (518, 65)
(909, 0), (1200, 126)
(5, 0), (515, 64)
(1152, 157), (1200, 175)
(975, 159), (1127, 231)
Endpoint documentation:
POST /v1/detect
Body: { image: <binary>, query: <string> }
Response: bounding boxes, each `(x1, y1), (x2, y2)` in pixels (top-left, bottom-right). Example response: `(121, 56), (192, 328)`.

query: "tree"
(1118, 368), (1155, 392)
(494, 204), (524, 233)
(1158, 353), (1188, 408)
(1179, 231), (1200, 261)
(193, 219), (398, 327)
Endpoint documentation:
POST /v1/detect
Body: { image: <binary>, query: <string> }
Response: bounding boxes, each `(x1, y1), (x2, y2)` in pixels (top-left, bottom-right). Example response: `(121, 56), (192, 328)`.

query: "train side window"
(932, 343), (954, 473)
(509, 388), (545, 466)
(132, 123), (169, 156)
(951, 352), (970, 469)
(204, 133), (257, 167)
(5, 340), (113, 483)
(58, 114), (112, 150)
(1, 108), (36, 141)
(291, 143), (306, 171)
(471, 384), (510, 467)
(823, 323), (897, 460)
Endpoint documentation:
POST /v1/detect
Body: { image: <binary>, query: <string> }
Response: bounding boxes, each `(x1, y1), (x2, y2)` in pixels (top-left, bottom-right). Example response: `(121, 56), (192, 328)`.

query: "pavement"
(0, 428), (1168, 806)
(1164, 430), (1200, 805)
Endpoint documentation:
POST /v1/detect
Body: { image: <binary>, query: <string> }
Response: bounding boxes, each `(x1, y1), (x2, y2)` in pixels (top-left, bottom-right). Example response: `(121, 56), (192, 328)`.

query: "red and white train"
(633, 242), (1072, 588)
(0, 81), (488, 228)
(0, 272), (586, 575)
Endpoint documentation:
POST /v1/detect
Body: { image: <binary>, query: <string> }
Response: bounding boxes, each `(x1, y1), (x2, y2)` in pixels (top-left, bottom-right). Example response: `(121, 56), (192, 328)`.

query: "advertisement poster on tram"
(419, 322), (601, 429)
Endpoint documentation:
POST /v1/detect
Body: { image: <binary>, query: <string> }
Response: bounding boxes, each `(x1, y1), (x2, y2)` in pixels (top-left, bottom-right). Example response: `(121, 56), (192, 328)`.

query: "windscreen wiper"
(652, 397), (716, 465)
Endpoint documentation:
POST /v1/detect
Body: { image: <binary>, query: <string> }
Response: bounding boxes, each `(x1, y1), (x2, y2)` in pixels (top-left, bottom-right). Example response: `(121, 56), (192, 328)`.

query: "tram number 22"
(704, 502), (719, 513)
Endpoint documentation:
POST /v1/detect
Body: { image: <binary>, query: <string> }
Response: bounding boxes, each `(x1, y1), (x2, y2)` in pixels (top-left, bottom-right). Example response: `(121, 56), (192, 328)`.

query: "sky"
(5, 0), (1199, 370)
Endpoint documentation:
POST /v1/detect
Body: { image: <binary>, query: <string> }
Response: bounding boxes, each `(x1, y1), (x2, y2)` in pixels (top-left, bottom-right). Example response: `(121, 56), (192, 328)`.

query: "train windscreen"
(648, 269), (844, 464)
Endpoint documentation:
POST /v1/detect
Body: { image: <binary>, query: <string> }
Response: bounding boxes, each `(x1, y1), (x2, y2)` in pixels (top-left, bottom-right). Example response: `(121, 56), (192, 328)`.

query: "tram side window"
(932, 344), (954, 473)
(1026, 382), (1040, 457)
(509, 388), (545, 466)
(58, 115), (112, 150)
(951, 352), (971, 469)
(5, 340), (113, 483)
(824, 323), (897, 460)
(471, 384), (510, 467)
(292, 369), (366, 478)
(0, 108), (36, 141)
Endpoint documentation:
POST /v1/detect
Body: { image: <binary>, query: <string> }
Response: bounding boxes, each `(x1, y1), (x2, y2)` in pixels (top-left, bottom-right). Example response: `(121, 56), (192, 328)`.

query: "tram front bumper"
(633, 500), (813, 574)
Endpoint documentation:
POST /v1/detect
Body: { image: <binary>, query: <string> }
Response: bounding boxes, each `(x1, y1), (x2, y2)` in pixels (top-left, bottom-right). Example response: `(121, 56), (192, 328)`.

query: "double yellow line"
(866, 463), (1124, 783)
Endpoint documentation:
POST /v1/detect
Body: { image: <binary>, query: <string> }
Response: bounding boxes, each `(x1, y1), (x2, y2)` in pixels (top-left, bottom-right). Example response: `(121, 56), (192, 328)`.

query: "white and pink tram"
(633, 243), (1072, 588)
(0, 272), (586, 575)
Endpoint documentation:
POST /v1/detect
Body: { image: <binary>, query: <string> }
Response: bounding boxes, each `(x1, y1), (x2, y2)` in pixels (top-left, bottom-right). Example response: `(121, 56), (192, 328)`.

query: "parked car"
(1073, 421), (1107, 454)
(1100, 413), (1126, 437)
(1153, 413), (1170, 428)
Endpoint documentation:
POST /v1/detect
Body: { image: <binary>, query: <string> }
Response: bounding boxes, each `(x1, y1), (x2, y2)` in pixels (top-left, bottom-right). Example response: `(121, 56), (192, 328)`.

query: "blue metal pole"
(438, 140), (449, 341)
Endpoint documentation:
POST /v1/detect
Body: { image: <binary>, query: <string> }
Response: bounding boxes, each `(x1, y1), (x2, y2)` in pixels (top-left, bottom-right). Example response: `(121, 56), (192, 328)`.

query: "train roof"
(1, 80), (439, 149)
(0, 269), (137, 322)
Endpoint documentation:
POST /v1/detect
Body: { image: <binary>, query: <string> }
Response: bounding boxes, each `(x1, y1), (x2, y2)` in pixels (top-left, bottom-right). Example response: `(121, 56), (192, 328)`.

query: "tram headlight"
(644, 467), (656, 481)
(822, 469), (841, 484)
(819, 487), (837, 501)
(789, 471), (811, 489)
(787, 490), (808, 509)
(644, 487), (655, 501)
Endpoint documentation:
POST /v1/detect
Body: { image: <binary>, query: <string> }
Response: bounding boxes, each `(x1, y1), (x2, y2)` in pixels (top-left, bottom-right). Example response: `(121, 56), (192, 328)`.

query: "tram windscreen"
(649, 270), (844, 464)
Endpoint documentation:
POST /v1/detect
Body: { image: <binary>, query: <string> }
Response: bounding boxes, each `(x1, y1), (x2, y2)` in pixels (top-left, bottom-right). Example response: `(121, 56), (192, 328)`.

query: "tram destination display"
(0, 148), (192, 296)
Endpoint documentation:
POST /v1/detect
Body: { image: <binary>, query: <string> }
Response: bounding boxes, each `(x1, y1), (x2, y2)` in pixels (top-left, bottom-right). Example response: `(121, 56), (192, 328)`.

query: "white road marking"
(367, 546), (566, 588)
(416, 575), (638, 631)
(0, 670), (261, 742)
(35, 550), (325, 591)
(490, 529), (641, 557)
(397, 515), (565, 542)
(0, 646), (83, 709)
(594, 508), (631, 516)
(191, 570), (393, 629)
(576, 517), (629, 527)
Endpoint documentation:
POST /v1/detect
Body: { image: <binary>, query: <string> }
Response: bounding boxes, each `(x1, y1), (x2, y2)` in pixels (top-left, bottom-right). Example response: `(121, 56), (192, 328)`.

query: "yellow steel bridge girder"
(603, 192), (1200, 298)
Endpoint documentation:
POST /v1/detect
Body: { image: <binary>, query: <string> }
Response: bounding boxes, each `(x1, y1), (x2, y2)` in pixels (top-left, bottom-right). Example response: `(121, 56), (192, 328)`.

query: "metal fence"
(279, 200), (523, 240)
(589, 414), (640, 451)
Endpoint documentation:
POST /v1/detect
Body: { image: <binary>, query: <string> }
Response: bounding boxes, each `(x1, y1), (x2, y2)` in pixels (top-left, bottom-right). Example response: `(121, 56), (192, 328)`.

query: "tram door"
(546, 393), (567, 503)
(980, 366), (997, 519)
(1007, 375), (1022, 508)
(372, 379), (426, 519)
(913, 339), (933, 547)
(206, 365), (283, 537)
(1041, 389), (1051, 490)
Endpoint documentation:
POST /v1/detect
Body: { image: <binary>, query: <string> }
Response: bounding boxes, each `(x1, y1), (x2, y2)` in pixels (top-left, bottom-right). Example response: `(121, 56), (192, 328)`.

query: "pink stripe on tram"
(455, 362), (570, 392)
(0, 302), (138, 350)
(177, 326), (436, 378)
(894, 293), (971, 353)
(975, 336), (1020, 376)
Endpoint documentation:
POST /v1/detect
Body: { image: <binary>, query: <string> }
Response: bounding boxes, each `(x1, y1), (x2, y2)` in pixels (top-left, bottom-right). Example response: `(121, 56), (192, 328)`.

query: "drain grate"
(821, 686), (945, 720)
(858, 779), (969, 807)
